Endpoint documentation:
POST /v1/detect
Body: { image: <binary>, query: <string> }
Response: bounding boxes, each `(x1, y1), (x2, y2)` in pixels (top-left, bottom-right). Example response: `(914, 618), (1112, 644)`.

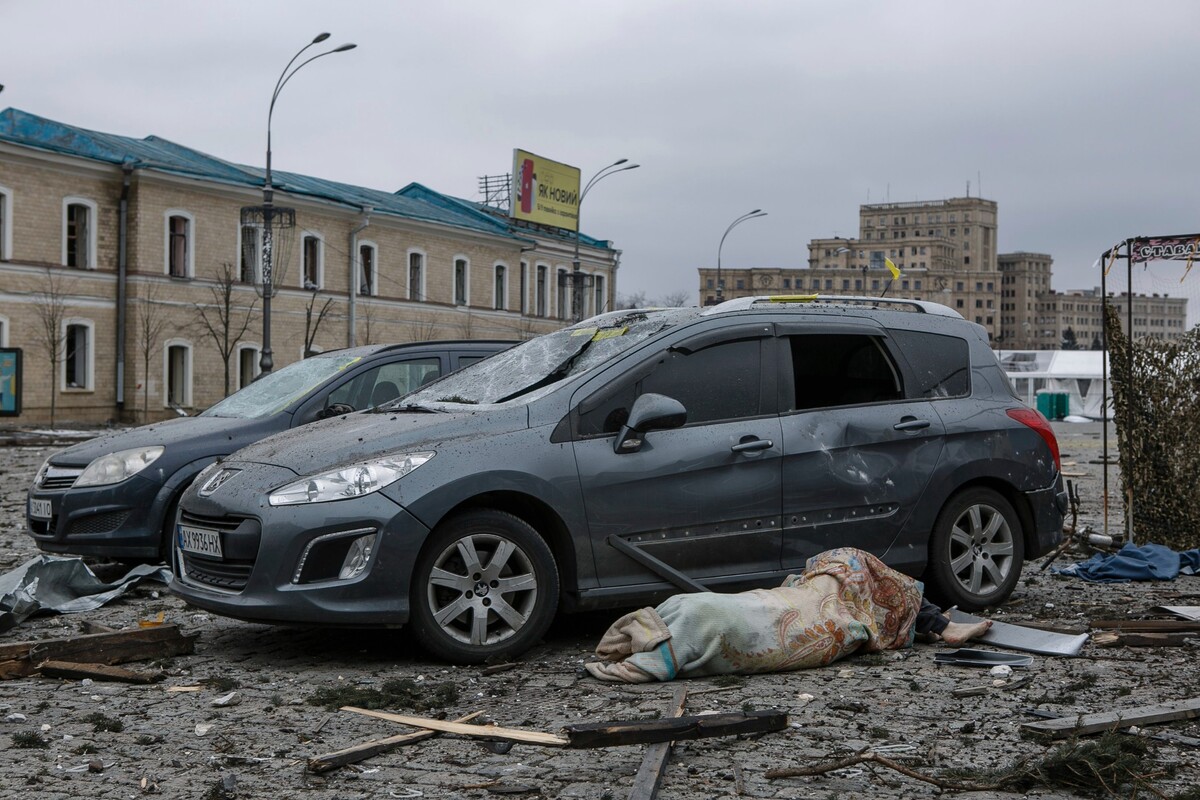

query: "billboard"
(511, 149), (581, 231)
(0, 348), (21, 416)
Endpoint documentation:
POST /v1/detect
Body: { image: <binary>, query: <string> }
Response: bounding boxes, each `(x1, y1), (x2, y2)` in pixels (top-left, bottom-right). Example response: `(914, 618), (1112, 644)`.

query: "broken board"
(949, 609), (1088, 656)
(1022, 697), (1200, 739)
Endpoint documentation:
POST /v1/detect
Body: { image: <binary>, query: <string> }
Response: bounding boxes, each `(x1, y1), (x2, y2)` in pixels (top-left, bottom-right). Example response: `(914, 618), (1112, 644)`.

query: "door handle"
(893, 418), (931, 431)
(731, 438), (774, 453)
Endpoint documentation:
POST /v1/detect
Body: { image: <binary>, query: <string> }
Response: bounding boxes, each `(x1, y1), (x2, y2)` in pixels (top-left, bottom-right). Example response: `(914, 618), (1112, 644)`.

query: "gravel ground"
(1, 421), (1198, 799)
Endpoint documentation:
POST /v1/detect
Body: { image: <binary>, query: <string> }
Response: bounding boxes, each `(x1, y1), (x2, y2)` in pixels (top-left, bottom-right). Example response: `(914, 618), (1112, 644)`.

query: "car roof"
(700, 294), (963, 319)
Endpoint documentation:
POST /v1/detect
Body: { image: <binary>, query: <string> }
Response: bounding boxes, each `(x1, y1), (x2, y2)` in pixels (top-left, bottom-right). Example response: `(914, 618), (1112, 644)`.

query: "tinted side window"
(888, 329), (970, 399)
(328, 358), (441, 409)
(787, 334), (902, 410)
(578, 339), (763, 436)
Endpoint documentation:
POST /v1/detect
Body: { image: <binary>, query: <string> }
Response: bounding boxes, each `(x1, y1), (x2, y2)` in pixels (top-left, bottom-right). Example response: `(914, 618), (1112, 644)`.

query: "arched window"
(301, 232), (324, 290)
(235, 343), (261, 391)
(493, 263), (507, 310)
(164, 209), (195, 278)
(0, 313), (9, 347)
(62, 318), (95, 390)
(63, 197), (99, 269)
(0, 184), (12, 261)
(163, 339), (193, 408)
(556, 267), (569, 320)
(407, 249), (425, 301)
(536, 264), (549, 317)
(454, 256), (469, 306)
(238, 222), (262, 283)
(359, 241), (378, 296)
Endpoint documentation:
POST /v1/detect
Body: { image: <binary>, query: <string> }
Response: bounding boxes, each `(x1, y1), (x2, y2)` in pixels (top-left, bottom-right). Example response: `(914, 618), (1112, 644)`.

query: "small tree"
(406, 317), (440, 342)
(30, 267), (73, 428)
(136, 282), (173, 420)
(1061, 326), (1079, 351)
(303, 290), (334, 357)
(194, 263), (257, 396)
(658, 290), (691, 307)
(615, 290), (648, 310)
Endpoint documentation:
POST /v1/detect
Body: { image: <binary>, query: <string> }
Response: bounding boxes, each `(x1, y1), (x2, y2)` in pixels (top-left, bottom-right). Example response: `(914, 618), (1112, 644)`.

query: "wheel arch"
(935, 476), (1037, 558)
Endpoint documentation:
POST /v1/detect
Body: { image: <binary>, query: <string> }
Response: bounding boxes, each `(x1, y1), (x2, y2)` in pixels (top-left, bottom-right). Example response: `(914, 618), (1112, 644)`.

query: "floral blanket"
(584, 547), (923, 683)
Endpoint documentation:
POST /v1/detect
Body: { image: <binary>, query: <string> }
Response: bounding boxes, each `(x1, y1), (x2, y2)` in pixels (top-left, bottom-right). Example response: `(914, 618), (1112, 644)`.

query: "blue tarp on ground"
(1055, 543), (1200, 583)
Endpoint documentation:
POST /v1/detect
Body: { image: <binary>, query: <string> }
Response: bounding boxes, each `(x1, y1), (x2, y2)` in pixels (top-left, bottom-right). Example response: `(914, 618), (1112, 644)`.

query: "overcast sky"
(5, 1), (1200, 305)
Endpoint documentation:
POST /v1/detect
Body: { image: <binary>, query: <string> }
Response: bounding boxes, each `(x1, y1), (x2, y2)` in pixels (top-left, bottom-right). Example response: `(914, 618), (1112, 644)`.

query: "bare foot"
(941, 619), (992, 645)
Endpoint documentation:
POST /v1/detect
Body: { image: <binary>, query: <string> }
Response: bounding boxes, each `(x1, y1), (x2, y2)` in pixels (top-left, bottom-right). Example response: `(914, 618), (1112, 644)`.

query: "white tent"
(998, 350), (1112, 419)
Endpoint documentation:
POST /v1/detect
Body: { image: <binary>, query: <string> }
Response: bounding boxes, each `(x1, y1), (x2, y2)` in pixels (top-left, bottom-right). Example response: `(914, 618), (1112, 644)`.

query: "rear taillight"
(1006, 408), (1061, 471)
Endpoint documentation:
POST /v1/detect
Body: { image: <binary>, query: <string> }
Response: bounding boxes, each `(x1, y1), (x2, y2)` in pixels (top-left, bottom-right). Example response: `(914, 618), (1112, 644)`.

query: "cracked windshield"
(201, 353), (362, 418)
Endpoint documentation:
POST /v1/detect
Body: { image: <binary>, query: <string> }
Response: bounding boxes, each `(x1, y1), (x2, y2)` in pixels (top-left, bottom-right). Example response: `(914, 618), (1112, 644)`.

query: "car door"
(776, 322), (946, 569)
(570, 324), (783, 587)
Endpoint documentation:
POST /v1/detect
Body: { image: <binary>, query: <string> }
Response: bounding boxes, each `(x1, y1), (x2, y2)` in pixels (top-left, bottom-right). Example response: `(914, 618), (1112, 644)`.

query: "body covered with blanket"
(585, 548), (923, 682)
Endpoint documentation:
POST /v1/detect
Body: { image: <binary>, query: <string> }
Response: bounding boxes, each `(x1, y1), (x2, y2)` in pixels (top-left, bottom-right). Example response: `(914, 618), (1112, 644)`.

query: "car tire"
(409, 509), (559, 664)
(926, 487), (1024, 611)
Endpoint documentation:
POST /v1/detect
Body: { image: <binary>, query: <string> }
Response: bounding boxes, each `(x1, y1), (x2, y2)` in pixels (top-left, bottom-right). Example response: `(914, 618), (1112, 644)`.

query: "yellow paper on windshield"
(768, 294), (818, 303)
(571, 327), (598, 337)
(592, 327), (627, 341)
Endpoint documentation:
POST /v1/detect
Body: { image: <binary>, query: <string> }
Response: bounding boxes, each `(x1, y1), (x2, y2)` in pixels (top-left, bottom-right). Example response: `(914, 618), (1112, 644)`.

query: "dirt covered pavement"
(1, 422), (1199, 799)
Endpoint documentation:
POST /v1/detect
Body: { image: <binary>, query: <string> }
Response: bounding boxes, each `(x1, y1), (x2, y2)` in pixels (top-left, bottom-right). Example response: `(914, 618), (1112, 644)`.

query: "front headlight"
(75, 446), (165, 487)
(269, 452), (434, 506)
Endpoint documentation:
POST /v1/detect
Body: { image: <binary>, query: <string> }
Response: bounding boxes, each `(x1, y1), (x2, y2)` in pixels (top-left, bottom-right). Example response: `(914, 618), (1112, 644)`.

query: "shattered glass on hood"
(392, 308), (700, 407)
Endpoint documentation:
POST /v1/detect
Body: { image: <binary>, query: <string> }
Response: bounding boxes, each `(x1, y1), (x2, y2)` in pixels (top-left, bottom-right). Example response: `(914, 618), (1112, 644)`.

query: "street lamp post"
(569, 159), (639, 321)
(245, 33), (356, 376)
(716, 209), (767, 302)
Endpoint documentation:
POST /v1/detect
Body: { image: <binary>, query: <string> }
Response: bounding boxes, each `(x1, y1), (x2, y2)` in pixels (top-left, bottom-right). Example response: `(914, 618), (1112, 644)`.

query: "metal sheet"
(949, 609), (1089, 657)
(933, 648), (1034, 668)
(1153, 605), (1200, 621)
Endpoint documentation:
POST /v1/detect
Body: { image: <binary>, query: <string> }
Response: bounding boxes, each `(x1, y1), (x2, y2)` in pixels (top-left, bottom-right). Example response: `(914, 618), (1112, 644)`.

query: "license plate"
(178, 525), (223, 558)
(29, 498), (52, 519)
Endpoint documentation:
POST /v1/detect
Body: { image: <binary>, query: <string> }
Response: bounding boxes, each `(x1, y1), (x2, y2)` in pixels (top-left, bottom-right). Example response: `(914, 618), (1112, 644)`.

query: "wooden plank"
(628, 687), (688, 800)
(341, 707), (570, 747)
(307, 711), (483, 773)
(1093, 631), (1192, 648)
(1090, 619), (1200, 632)
(0, 659), (34, 680)
(1022, 697), (1200, 739)
(565, 710), (787, 749)
(36, 660), (163, 684)
(28, 624), (196, 666)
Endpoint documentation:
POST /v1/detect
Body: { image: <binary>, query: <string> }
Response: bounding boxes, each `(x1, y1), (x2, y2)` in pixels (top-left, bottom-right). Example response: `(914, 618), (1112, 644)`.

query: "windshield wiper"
(378, 403), (442, 414)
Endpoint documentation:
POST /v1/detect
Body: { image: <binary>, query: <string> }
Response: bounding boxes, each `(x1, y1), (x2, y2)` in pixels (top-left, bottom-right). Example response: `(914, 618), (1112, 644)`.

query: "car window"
(329, 358), (441, 409)
(785, 334), (903, 411)
(201, 353), (363, 418)
(578, 338), (764, 436)
(887, 329), (971, 399)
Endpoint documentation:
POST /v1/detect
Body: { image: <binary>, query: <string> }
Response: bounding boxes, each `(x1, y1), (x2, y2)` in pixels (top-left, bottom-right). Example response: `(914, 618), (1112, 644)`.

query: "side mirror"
(319, 402), (356, 419)
(614, 393), (687, 454)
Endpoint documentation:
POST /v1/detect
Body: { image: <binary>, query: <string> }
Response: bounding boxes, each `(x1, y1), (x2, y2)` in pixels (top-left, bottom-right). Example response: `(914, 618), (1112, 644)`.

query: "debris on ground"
(0, 555), (170, 633)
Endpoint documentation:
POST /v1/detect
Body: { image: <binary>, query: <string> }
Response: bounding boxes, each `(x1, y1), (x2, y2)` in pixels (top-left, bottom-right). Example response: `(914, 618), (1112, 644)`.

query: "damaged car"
(27, 341), (512, 562)
(170, 297), (1067, 664)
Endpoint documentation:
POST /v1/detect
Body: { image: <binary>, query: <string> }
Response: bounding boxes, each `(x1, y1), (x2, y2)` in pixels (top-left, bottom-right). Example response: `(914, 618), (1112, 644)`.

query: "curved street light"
(715, 209), (767, 302)
(570, 158), (639, 321)
(252, 33), (356, 376)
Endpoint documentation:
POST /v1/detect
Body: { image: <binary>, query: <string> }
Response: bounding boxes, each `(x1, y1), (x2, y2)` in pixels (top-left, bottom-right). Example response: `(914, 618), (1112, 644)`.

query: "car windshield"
(391, 309), (700, 408)
(201, 353), (365, 419)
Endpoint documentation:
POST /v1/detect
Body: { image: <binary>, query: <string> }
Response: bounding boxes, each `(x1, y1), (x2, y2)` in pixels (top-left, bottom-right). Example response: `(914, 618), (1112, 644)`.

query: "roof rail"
(701, 294), (962, 318)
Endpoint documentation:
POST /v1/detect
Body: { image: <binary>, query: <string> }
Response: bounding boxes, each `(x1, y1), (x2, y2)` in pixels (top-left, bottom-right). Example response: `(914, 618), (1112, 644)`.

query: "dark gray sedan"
(26, 341), (512, 561)
(171, 299), (1066, 664)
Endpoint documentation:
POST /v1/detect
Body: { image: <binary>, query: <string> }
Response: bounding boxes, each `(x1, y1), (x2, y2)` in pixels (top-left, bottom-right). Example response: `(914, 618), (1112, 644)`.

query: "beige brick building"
(0, 109), (622, 425)
(698, 196), (1188, 350)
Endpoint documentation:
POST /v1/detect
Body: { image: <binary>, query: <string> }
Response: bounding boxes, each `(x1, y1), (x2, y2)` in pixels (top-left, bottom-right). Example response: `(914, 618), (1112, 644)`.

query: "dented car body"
(170, 298), (1067, 663)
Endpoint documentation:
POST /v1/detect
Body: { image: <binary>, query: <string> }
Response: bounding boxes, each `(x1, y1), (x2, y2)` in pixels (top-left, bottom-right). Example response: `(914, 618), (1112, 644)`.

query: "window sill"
(62, 387), (94, 394)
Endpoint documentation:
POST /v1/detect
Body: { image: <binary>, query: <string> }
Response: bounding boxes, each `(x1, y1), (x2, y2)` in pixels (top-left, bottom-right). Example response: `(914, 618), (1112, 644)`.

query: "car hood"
(225, 406), (530, 477)
(50, 415), (280, 467)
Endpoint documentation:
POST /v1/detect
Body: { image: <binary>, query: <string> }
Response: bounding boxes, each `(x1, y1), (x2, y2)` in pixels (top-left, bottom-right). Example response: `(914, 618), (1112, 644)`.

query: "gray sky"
(5, 1), (1200, 305)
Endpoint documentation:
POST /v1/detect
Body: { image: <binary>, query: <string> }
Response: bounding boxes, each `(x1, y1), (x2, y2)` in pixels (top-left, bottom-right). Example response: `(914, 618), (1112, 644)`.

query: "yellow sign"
(511, 149), (582, 231)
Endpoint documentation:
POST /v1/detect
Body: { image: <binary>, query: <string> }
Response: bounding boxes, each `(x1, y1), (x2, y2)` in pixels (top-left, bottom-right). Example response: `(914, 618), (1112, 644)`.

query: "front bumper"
(169, 492), (431, 627)
(26, 473), (172, 559)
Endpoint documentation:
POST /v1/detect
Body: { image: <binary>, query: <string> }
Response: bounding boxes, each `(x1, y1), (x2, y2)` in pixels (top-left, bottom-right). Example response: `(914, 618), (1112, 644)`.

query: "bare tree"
(406, 316), (440, 342)
(658, 290), (691, 307)
(136, 281), (174, 420)
(360, 297), (383, 346)
(615, 290), (648, 310)
(303, 291), (334, 357)
(194, 262), (257, 397)
(30, 267), (73, 428)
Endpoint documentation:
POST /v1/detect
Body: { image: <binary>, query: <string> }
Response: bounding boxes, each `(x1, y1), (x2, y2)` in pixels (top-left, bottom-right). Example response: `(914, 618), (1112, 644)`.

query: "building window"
(594, 274), (606, 314)
(536, 265), (548, 317)
(735, 279), (745, 290)
(454, 257), (469, 306)
(63, 198), (98, 269)
(494, 263), (507, 310)
(63, 320), (93, 390)
(520, 261), (529, 314)
(164, 340), (192, 408)
(0, 185), (11, 261)
(236, 345), (260, 390)
(239, 224), (262, 283)
(301, 234), (323, 290)
(358, 242), (377, 296)
(165, 211), (194, 279)
(556, 268), (569, 319)
(408, 250), (425, 300)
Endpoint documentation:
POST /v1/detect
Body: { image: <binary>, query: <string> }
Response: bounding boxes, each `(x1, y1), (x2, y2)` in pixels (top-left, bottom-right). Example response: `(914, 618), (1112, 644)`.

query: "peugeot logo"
(199, 468), (240, 497)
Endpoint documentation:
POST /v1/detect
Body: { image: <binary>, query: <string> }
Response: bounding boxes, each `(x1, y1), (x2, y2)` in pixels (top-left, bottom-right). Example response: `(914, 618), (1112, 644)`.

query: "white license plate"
(29, 498), (52, 519)
(178, 525), (223, 558)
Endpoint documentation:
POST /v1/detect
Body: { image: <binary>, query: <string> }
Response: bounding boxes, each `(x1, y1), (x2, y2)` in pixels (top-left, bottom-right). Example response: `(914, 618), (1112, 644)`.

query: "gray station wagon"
(170, 297), (1066, 663)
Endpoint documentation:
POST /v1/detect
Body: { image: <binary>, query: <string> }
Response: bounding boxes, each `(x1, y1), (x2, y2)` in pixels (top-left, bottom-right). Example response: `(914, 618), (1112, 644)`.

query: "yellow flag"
(885, 257), (901, 279)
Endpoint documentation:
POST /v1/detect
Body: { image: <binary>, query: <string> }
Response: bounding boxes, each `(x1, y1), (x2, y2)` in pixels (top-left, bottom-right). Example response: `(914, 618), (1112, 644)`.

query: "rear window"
(888, 329), (971, 399)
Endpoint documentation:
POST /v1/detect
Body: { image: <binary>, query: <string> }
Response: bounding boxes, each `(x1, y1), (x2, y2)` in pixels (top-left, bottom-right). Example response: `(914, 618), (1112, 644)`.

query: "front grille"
(39, 466), (84, 490)
(179, 509), (246, 533)
(67, 511), (130, 536)
(180, 552), (254, 591)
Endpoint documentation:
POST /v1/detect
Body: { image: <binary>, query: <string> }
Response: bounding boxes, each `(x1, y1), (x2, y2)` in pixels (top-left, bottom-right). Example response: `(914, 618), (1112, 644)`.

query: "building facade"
(0, 109), (622, 425)
(698, 196), (1188, 350)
